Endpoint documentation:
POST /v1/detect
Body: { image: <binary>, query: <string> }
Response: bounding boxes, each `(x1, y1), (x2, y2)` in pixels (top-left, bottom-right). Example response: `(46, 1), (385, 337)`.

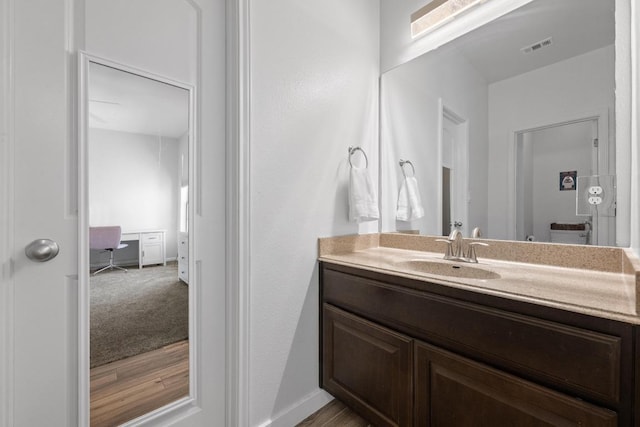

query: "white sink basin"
(394, 259), (501, 280)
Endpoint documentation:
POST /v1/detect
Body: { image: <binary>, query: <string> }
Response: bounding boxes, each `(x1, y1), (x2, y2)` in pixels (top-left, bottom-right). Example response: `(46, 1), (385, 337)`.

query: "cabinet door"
(322, 304), (412, 427)
(142, 243), (164, 266)
(415, 341), (617, 426)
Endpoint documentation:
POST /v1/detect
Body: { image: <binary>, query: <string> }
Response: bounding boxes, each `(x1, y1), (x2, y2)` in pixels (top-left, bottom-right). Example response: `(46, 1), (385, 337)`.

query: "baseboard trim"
(257, 389), (333, 427)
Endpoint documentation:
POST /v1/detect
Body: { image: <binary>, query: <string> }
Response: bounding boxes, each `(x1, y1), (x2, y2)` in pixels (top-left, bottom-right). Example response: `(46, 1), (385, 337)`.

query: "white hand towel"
(396, 176), (424, 221)
(349, 167), (379, 222)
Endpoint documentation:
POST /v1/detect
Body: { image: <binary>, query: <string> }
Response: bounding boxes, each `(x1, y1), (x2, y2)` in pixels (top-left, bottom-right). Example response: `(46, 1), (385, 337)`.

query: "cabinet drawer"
(142, 232), (163, 243)
(323, 304), (412, 427)
(415, 341), (617, 426)
(120, 232), (139, 241)
(323, 268), (623, 404)
(178, 261), (189, 283)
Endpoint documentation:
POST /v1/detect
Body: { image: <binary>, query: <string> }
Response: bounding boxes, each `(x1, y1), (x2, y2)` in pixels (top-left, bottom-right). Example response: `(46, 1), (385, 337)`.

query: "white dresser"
(178, 231), (189, 283)
(121, 230), (166, 269)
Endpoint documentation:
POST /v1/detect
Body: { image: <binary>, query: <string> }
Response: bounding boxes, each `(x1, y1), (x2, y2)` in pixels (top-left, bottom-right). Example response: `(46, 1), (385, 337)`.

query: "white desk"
(121, 229), (166, 269)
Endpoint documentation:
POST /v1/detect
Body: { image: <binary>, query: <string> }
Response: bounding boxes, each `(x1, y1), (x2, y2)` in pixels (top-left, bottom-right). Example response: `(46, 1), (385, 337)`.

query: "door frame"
(225, 0), (251, 425)
(0, 0), (14, 424)
(507, 108), (612, 243)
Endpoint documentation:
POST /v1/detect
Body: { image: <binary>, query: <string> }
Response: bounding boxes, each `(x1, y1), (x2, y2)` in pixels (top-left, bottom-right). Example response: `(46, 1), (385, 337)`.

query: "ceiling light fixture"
(411, 0), (488, 39)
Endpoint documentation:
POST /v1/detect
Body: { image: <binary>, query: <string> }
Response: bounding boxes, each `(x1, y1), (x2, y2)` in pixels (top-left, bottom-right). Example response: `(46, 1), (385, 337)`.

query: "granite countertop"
(318, 233), (640, 324)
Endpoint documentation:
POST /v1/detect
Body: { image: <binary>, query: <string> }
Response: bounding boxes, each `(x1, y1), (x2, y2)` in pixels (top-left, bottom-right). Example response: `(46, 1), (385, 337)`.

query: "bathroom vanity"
(318, 234), (640, 426)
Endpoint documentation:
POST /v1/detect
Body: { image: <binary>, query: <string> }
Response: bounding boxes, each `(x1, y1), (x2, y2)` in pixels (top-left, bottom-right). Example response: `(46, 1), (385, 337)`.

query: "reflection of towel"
(349, 167), (379, 222)
(396, 176), (424, 221)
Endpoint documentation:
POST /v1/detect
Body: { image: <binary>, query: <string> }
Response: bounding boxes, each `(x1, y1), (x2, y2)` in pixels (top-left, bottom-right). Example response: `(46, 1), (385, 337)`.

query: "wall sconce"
(411, 0), (488, 39)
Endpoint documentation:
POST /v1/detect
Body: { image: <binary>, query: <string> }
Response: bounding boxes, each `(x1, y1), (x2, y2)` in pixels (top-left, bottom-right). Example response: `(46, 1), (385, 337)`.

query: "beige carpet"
(90, 263), (188, 368)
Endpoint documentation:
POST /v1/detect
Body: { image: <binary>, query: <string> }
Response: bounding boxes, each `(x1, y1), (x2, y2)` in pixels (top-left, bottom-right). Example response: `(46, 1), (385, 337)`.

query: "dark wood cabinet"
(322, 304), (413, 427)
(415, 341), (617, 426)
(319, 262), (636, 426)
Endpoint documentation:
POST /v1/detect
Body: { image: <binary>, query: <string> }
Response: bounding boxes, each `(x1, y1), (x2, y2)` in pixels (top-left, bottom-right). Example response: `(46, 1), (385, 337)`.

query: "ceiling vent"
(521, 37), (553, 54)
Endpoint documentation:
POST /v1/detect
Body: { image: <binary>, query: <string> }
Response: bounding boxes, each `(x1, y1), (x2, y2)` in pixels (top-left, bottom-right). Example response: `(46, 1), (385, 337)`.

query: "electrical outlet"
(588, 196), (603, 205)
(588, 186), (603, 195)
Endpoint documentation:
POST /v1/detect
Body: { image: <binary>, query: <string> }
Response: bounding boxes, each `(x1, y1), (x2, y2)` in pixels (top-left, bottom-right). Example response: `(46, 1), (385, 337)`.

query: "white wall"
(88, 129), (180, 263)
(380, 46), (488, 236)
(632, 2), (640, 255)
(487, 45), (615, 240)
(249, 0), (379, 425)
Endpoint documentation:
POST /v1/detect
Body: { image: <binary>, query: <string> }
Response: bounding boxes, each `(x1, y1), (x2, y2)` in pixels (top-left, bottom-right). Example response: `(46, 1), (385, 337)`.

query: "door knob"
(25, 239), (59, 262)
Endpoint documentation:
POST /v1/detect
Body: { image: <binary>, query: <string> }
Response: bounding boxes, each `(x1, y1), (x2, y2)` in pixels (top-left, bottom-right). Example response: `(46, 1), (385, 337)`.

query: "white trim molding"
(256, 390), (333, 427)
(226, 0), (251, 425)
(0, 0), (15, 425)
(615, 0), (633, 249)
(77, 49), (90, 427)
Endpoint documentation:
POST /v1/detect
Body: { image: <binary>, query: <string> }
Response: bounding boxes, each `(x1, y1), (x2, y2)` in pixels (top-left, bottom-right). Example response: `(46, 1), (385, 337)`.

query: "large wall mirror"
(80, 54), (194, 426)
(380, 0), (629, 247)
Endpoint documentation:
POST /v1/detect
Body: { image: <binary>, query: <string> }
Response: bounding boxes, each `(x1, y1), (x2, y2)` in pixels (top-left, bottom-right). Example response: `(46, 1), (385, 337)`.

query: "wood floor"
(90, 340), (189, 427)
(297, 399), (373, 427)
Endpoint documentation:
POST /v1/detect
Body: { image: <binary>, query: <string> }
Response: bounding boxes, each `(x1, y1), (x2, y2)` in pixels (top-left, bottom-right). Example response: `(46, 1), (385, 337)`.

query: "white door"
(1, 1), (79, 425)
(1, 1), (228, 426)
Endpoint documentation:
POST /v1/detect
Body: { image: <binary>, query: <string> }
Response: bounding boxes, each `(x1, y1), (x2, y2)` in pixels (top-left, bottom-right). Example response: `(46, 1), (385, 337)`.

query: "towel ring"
(399, 159), (415, 178)
(348, 146), (369, 168)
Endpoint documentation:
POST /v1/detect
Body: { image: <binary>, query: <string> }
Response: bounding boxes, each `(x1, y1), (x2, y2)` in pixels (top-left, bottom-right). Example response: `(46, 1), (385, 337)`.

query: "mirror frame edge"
(77, 50), (198, 427)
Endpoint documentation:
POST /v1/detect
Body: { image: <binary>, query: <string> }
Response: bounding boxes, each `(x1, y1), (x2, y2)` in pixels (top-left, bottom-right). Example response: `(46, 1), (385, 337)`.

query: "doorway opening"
(514, 114), (613, 245)
(439, 102), (469, 236)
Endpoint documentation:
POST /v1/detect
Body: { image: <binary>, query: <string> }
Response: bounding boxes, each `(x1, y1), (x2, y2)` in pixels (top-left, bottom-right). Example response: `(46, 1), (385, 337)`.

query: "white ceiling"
(443, 0), (615, 83)
(89, 62), (189, 139)
(88, 0), (613, 137)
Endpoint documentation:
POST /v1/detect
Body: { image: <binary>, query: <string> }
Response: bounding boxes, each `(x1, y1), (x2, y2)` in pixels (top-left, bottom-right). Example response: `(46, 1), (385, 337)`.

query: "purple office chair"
(90, 226), (128, 275)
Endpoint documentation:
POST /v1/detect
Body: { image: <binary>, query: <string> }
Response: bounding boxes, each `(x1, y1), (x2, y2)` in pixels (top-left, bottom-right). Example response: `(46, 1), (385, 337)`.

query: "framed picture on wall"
(559, 171), (577, 191)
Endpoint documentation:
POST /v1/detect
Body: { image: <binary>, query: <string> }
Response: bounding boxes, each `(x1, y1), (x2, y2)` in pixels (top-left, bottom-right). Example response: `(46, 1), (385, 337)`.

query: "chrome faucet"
(465, 240), (489, 263)
(436, 228), (489, 263)
(448, 228), (464, 258)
